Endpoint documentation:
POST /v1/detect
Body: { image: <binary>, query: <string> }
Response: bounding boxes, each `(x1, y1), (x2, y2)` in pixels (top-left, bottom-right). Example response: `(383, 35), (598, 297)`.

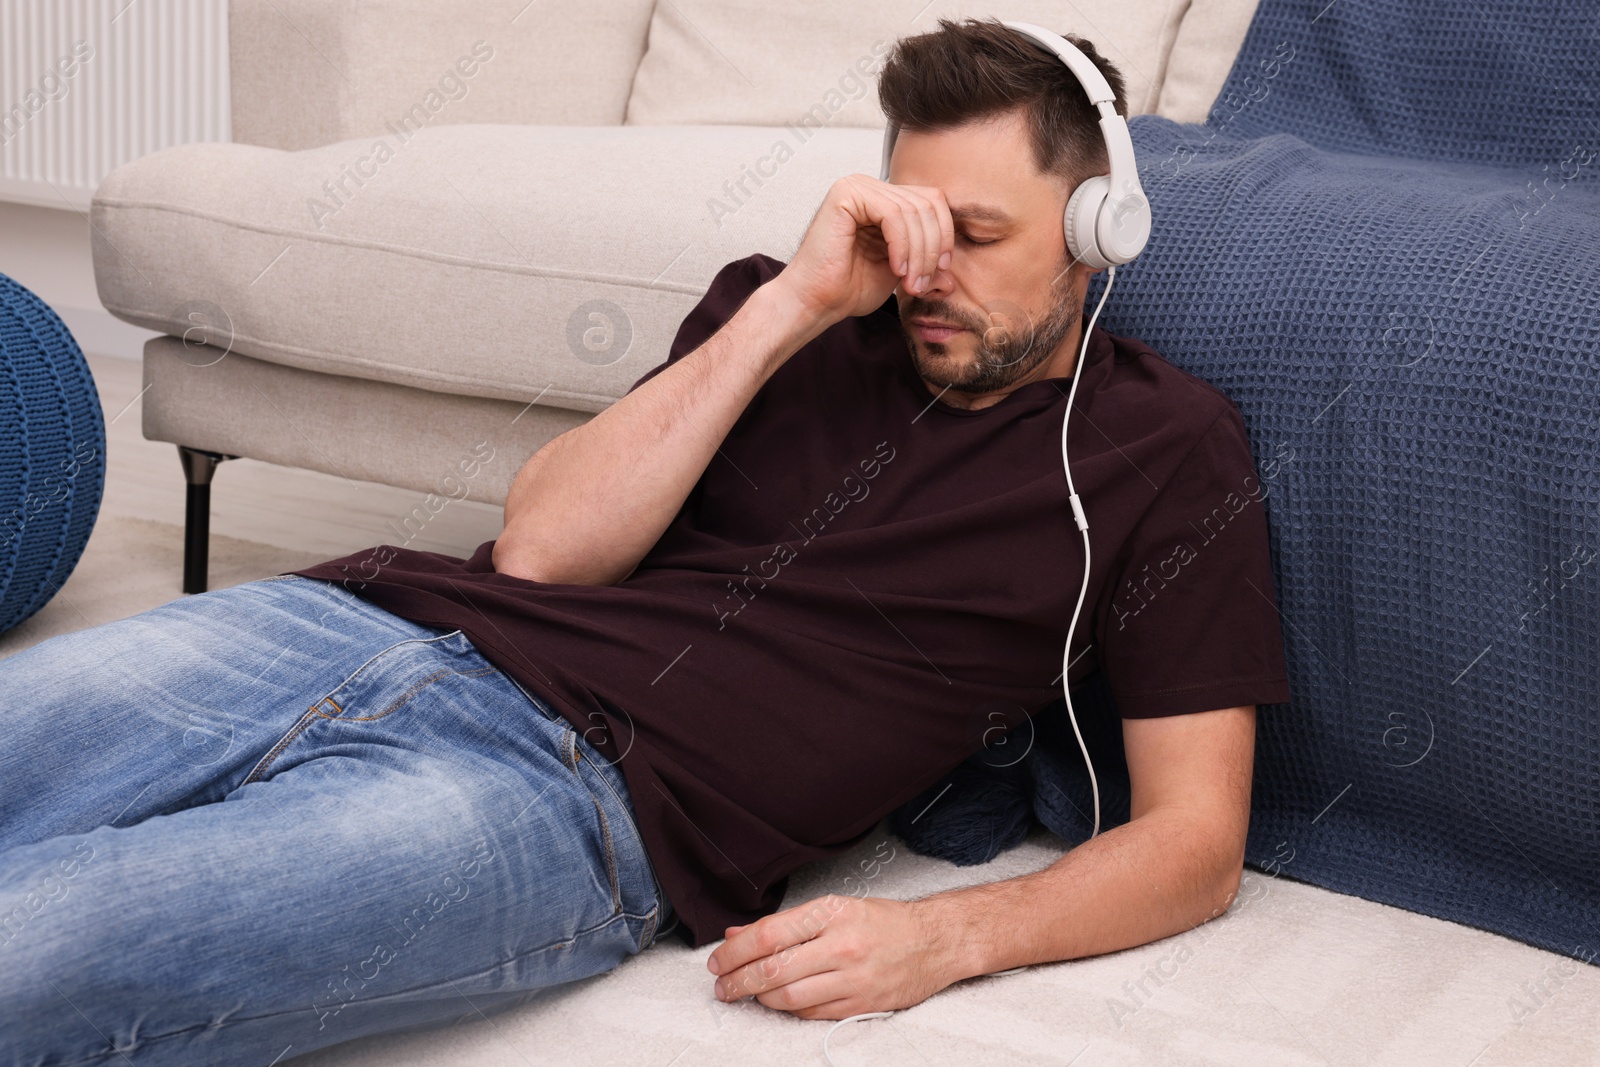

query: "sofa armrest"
(229, 0), (657, 151)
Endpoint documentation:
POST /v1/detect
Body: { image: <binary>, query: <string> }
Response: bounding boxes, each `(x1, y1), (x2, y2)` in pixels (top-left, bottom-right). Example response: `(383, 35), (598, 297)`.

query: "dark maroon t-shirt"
(289, 253), (1290, 948)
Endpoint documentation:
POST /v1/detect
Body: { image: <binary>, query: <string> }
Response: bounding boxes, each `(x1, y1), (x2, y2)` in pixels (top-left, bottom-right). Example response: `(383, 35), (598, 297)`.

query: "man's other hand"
(705, 894), (962, 1021)
(775, 174), (956, 325)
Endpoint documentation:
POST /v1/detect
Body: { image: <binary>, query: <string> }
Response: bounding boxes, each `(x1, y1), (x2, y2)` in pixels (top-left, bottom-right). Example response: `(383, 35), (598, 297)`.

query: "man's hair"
(876, 17), (1128, 188)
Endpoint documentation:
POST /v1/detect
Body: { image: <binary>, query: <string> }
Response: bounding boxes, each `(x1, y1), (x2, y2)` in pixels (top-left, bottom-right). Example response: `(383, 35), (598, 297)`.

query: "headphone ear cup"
(1064, 175), (1112, 271)
(1096, 189), (1152, 266)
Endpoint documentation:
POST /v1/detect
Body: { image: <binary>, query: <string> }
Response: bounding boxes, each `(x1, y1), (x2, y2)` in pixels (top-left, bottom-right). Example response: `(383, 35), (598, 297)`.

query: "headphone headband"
(878, 21), (1150, 270)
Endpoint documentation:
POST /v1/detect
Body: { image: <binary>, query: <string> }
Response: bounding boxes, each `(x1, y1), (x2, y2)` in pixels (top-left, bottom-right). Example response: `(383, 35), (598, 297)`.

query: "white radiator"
(0, 0), (229, 211)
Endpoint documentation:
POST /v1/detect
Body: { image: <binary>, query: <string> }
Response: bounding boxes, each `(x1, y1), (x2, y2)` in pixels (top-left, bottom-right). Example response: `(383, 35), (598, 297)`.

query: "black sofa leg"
(177, 446), (236, 594)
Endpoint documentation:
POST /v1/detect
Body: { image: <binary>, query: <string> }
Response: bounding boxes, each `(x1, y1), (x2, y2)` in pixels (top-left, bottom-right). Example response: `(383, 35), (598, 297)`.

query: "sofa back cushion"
(231, 0), (658, 151)
(624, 0), (1189, 128)
(1153, 0), (1263, 122)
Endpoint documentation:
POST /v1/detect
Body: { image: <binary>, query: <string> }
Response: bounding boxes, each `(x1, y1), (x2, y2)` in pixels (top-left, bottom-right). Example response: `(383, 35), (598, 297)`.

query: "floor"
(3, 351), (1597, 1066)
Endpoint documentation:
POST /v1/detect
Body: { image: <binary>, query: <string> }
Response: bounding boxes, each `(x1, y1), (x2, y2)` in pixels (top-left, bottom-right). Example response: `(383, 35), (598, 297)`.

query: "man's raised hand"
(772, 174), (956, 326)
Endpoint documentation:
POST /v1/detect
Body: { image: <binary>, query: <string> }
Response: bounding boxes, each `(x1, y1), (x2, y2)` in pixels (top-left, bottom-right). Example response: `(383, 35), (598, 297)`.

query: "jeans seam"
(332, 664), (498, 722)
(581, 783), (623, 915)
(601, 770), (663, 900)
(240, 706), (322, 787)
(574, 737), (669, 927)
(499, 674), (670, 933)
(48, 907), (660, 1067)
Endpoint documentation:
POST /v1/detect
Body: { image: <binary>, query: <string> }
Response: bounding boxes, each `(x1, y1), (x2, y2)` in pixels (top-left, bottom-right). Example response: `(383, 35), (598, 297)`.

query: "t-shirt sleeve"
(623, 254), (779, 396)
(1095, 404), (1293, 717)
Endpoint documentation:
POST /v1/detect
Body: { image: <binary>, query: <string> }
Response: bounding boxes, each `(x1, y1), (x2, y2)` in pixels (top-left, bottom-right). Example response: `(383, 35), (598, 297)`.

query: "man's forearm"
(913, 807), (1244, 983)
(493, 278), (833, 585)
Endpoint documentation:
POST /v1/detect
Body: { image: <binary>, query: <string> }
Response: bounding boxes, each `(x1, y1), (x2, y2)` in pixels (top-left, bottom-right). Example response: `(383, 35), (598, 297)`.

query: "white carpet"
(6, 515), (1596, 1066)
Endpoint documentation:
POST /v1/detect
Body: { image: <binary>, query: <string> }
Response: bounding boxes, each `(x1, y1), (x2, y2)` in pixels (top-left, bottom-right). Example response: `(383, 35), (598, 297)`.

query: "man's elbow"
(490, 535), (547, 582)
(490, 532), (627, 586)
(1175, 810), (1248, 925)
(1211, 860), (1245, 919)
(1200, 812), (1253, 923)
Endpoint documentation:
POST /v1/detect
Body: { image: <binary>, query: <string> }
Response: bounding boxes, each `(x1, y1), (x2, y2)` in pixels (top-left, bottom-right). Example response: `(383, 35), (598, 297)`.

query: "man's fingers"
(790, 171), (956, 319)
(935, 195), (955, 272)
(718, 936), (827, 1002)
(711, 917), (781, 976)
(926, 186), (955, 282)
(798, 996), (862, 1021)
(754, 969), (857, 1013)
(885, 190), (923, 286)
(876, 182), (952, 294)
(896, 187), (937, 292)
(862, 181), (922, 286)
(912, 191), (946, 291)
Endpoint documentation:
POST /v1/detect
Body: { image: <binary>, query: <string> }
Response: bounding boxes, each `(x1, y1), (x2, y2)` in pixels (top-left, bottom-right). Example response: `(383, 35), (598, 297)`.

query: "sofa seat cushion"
(91, 123), (882, 414)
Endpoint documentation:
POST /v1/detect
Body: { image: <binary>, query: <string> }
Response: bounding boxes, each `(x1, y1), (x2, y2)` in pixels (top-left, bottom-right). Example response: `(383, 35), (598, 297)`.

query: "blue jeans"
(0, 574), (676, 1066)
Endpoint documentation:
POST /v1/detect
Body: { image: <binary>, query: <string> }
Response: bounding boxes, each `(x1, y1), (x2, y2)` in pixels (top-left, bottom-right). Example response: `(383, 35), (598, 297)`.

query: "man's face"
(887, 109), (1095, 398)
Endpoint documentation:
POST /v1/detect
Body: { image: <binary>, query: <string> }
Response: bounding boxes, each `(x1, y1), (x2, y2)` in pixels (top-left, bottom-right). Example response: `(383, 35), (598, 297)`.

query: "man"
(0, 18), (1288, 1064)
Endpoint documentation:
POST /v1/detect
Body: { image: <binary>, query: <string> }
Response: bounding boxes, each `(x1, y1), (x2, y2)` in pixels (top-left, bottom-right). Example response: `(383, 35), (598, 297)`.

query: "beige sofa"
(90, 0), (1259, 591)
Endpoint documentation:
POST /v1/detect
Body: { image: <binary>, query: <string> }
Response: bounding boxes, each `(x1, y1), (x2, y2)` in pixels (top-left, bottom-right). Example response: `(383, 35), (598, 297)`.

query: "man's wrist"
(910, 892), (988, 984)
(746, 274), (840, 355)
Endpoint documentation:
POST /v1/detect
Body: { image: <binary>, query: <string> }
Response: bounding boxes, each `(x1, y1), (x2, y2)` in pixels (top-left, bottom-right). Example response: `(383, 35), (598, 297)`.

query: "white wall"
(1, 0), (231, 209)
(1, 0), (231, 360)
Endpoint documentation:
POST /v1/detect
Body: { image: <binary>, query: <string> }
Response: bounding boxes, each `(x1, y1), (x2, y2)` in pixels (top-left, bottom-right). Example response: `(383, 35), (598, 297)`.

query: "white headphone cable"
(821, 269), (1118, 1067)
(1060, 264), (1116, 843)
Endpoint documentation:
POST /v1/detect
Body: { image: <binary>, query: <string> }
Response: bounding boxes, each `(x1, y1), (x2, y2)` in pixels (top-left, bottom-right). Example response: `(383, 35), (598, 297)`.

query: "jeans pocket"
(239, 629), (494, 786)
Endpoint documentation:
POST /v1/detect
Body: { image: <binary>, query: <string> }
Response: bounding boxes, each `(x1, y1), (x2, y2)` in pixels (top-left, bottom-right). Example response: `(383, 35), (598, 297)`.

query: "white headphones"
(877, 20), (1151, 270)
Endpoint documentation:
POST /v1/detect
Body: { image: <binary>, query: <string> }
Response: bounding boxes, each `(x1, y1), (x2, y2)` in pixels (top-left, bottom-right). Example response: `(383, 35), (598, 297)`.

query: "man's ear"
(1060, 258), (1100, 292)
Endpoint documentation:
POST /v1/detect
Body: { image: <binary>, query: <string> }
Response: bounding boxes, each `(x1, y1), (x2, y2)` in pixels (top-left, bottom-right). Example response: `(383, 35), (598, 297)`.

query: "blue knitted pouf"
(0, 274), (106, 634)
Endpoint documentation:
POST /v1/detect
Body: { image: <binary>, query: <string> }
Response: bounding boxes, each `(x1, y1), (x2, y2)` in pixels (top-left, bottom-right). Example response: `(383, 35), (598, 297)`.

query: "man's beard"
(901, 268), (1081, 396)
